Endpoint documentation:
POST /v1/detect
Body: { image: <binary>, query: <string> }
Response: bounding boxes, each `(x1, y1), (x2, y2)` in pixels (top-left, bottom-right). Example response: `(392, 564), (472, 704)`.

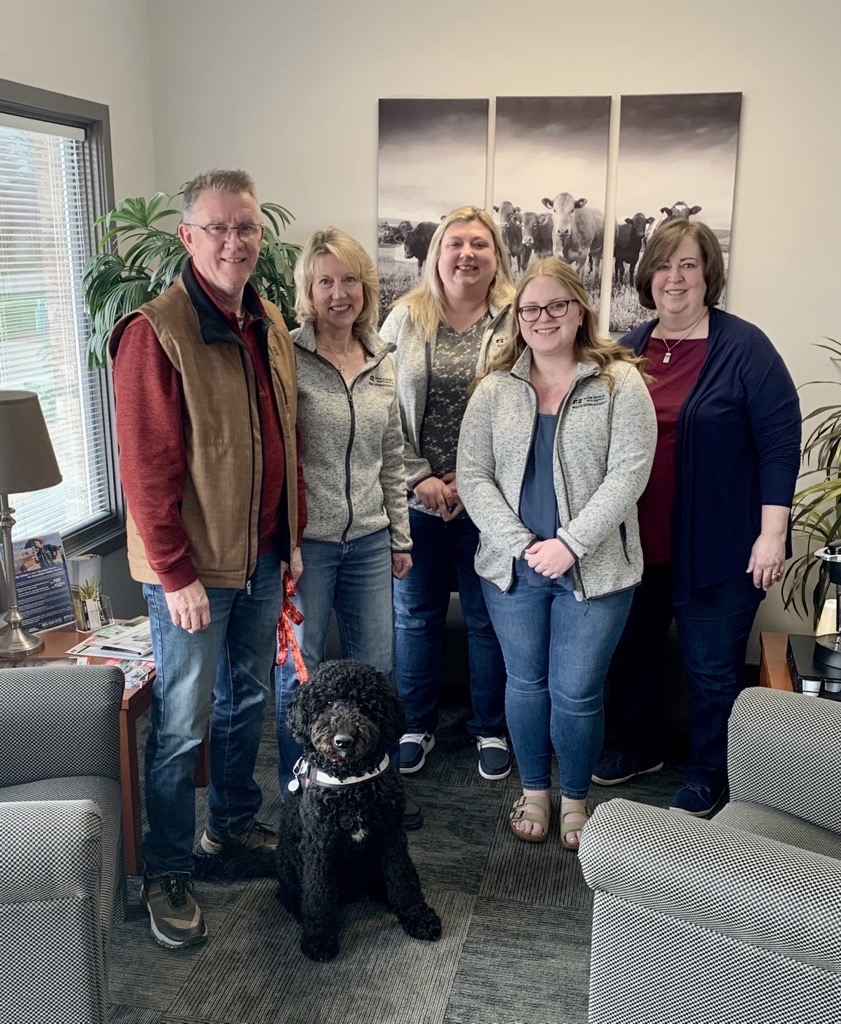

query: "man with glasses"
(109, 170), (305, 949)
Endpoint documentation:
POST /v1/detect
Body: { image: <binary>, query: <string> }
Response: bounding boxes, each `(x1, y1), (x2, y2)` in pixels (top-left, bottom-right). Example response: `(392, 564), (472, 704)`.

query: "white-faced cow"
(521, 211), (553, 262)
(493, 201), (529, 273)
(655, 201), (702, 232)
(541, 193), (604, 282)
(614, 213), (655, 284)
(394, 220), (438, 274)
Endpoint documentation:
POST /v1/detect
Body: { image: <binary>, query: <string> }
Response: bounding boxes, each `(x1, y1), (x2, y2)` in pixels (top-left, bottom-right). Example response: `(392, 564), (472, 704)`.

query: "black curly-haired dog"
(276, 659), (441, 962)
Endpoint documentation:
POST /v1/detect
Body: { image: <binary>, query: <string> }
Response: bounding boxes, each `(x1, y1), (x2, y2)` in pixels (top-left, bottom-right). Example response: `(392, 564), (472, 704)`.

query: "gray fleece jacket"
(380, 302), (513, 492)
(293, 321), (411, 551)
(457, 347), (657, 600)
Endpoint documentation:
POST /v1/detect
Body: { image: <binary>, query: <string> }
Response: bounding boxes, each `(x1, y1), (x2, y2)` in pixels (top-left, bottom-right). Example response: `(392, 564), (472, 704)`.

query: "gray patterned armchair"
(0, 664), (125, 1024)
(580, 686), (841, 1024)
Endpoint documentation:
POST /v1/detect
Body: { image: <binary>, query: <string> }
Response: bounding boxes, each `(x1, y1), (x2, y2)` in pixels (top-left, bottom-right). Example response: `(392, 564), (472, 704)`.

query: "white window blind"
(0, 116), (113, 543)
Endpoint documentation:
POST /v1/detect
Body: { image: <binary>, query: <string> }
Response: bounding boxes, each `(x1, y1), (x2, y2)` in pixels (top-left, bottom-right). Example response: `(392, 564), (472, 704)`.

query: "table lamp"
(0, 390), (63, 657)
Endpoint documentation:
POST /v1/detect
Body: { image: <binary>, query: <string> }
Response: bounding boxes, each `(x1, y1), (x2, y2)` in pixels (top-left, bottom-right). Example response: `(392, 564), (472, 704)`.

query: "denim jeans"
(142, 551), (282, 875)
(274, 529), (394, 787)
(482, 562), (633, 798)
(604, 565), (764, 788)
(393, 508), (505, 737)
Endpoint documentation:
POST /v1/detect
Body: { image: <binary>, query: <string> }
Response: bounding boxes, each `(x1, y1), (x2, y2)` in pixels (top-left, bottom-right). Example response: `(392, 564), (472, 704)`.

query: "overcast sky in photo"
(493, 96), (611, 215)
(378, 99), (488, 222)
(615, 93), (742, 232)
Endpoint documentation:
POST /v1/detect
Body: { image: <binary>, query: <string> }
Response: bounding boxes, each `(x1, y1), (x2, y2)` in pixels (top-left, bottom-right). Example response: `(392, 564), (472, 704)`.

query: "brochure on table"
(66, 616), (154, 662)
(0, 531), (75, 632)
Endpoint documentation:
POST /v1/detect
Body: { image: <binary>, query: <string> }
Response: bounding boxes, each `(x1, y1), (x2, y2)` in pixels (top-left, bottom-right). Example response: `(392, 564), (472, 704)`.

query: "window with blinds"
(0, 81), (120, 552)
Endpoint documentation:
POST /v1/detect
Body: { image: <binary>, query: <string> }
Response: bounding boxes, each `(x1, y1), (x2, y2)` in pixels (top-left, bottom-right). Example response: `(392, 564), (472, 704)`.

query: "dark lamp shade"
(0, 390), (62, 494)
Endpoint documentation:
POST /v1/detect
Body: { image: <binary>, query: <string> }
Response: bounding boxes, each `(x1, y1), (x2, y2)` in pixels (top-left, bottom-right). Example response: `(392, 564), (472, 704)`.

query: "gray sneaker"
(141, 873), (208, 949)
(200, 819), (278, 856)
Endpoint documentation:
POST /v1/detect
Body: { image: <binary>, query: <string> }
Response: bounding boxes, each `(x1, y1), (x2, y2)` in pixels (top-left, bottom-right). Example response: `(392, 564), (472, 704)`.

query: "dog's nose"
(333, 733), (354, 750)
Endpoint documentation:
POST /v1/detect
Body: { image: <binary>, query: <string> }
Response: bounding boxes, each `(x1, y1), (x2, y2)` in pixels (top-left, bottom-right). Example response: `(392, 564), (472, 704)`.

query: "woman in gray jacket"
(274, 229), (413, 801)
(380, 206), (515, 783)
(458, 258), (656, 849)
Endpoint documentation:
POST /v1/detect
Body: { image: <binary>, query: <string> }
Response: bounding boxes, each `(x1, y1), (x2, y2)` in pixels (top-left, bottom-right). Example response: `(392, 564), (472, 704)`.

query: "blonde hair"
(392, 206), (515, 342)
(474, 257), (646, 391)
(294, 227), (379, 336)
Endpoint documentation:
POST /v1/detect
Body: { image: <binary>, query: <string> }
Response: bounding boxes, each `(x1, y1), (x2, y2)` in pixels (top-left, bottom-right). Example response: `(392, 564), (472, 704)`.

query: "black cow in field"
(394, 220), (437, 274)
(493, 200), (530, 273)
(521, 211), (553, 262)
(614, 213), (655, 284)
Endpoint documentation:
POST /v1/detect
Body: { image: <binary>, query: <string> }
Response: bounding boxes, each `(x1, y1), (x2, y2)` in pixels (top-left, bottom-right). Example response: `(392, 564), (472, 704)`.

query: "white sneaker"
(476, 736), (511, 780)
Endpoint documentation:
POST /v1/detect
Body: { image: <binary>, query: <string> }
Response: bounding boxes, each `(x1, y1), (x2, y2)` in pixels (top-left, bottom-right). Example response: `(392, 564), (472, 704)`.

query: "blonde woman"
(381, 206), (515, 782)
(457, 257), (656, 849)
(274, 228), (416, 818)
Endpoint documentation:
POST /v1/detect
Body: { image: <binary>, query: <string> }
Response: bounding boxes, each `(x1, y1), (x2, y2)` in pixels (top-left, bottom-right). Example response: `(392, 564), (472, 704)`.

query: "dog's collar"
(287, 754), (390, 793)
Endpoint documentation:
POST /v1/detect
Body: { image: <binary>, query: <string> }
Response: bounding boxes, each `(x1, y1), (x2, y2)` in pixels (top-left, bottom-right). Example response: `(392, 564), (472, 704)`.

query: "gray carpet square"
(443, 898), (592, 1024)
(168, 879), (473, 1024)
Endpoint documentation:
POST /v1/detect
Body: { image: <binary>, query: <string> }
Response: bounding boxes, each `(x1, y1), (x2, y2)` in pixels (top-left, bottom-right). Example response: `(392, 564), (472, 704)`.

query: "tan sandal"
(560, 798), (589, 851)
(509, 793), (551, 844)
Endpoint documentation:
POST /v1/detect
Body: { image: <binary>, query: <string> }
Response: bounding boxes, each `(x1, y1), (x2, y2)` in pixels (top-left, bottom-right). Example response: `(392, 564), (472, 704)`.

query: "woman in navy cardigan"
(594, 219), (801, 816)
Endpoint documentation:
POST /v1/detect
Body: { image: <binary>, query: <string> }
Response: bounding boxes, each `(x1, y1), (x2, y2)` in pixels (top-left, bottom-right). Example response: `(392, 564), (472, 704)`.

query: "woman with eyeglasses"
(457, 257), (656, 849)
(594, 220), (800, 817)
(380, 206), (514, 785)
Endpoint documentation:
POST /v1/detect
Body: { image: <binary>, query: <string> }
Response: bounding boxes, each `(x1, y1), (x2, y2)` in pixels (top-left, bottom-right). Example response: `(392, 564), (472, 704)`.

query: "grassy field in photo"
(377, 245), (421, 326)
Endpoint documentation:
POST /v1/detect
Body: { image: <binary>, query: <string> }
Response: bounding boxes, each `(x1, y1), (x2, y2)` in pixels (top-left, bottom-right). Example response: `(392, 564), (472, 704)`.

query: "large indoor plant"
(83, 190), (300, 369)
(782, 337), (841, 625)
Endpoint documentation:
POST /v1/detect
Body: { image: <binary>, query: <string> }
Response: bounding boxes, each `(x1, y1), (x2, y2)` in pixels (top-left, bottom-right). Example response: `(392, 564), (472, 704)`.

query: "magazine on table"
(65, 616), (154, 662)
(72, 654), (155, 688)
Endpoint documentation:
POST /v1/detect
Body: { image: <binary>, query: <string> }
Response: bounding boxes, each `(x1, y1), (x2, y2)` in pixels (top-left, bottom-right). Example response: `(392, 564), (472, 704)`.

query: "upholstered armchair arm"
(0, 800), (107, 1024)
(579, 798), (841, 972)
(727, 687), (841, 833)
(0, 665), (124, 788)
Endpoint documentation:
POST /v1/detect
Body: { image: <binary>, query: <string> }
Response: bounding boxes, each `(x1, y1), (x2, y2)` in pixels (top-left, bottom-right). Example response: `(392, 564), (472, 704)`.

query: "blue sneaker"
(669, 781), (724, 817)
(476, 736), (511, 780)
(399, 732), (435, 774)
(592, 750), (664, 786)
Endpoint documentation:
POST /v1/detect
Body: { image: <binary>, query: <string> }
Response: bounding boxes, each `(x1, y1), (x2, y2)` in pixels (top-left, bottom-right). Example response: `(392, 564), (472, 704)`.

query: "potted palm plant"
(782, 337), (841, 625)
(83, 190), (300, 369)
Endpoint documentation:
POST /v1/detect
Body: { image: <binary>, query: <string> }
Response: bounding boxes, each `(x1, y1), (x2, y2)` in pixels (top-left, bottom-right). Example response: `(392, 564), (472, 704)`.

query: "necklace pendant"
(662, 351), (672, 364)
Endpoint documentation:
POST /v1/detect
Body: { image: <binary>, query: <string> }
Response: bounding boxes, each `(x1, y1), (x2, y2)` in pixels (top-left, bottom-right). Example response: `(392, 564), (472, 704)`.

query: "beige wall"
(3, 0), (840, 643)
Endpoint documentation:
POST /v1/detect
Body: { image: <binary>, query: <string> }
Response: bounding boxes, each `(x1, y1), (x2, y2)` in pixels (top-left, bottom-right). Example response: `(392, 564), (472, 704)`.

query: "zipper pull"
(246, 578), (252, 596)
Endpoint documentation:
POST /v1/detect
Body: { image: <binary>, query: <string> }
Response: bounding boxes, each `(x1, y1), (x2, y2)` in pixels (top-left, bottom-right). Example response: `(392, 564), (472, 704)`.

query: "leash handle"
(275, 569), (309, 682)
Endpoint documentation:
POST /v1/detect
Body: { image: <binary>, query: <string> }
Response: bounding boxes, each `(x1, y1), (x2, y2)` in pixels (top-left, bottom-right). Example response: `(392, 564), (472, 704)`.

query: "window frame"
(0, 76), (124, 556)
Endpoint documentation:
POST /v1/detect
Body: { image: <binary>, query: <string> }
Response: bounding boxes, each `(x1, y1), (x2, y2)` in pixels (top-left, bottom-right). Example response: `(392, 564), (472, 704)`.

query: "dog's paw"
(398, 902), (441, 941)
(301, 933), (340, 962)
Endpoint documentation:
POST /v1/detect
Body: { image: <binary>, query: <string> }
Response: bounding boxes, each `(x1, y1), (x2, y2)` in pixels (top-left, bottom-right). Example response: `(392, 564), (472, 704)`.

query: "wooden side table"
(759, 632), (794, 692)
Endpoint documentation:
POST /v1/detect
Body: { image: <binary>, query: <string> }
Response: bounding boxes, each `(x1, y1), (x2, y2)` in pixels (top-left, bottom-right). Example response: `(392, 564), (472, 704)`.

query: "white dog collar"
(288, 754), (390, 793)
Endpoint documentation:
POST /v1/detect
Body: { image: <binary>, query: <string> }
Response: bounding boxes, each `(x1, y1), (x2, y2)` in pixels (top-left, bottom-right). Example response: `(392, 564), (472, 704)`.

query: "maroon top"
(113, 267), (304, 592)
(637, 335), (708, 564)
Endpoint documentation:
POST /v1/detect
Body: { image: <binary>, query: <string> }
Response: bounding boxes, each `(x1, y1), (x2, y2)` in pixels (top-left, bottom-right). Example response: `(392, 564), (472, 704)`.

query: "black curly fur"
(276, 660), (441, 962)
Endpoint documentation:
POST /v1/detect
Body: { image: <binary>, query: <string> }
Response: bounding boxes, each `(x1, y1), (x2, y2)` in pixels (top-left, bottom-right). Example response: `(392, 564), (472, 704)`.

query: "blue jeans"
(142, 552), (283, 875)
(393, 508), (505, 737)
(604, 567), (764, 788)
(274, 529), (394, 787)
(482, 563), (633, 798)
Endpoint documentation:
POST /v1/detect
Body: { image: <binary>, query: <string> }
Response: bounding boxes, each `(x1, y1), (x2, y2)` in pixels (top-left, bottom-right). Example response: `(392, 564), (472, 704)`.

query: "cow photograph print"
(377, 98), (488, 324)
(611, 92), (742, 332)
(493, 95), (611, 305)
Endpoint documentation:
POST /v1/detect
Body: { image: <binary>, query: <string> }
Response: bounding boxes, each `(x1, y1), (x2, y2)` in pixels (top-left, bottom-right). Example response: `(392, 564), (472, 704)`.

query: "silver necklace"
(657, 311), (707, 364)
(317, 337), (354, 375)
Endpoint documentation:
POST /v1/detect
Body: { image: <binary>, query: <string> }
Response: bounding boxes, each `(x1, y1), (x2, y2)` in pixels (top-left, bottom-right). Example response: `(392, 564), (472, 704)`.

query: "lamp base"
(813, 633), (841, 672)
(0, 622), (45, 658)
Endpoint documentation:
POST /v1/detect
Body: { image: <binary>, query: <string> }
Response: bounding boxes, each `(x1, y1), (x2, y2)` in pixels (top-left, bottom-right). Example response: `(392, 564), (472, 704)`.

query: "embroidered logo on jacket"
(368, 373), (395, 388)
(570, 394), (607, 408)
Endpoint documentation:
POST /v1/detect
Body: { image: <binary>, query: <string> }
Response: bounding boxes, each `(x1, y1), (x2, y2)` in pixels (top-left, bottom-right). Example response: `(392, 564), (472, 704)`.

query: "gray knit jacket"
(380, 302), (514, 492)
(292, 321), (411, 551)
(457, 347), (657, 599)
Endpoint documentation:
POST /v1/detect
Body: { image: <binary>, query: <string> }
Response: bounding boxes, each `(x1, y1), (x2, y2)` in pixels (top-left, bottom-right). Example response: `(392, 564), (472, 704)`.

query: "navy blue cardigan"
(623, 307), (801, 599)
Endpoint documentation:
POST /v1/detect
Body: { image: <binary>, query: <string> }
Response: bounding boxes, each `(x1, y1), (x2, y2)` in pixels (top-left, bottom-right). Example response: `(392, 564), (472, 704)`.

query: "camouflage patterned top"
(418, 313), (491, 491)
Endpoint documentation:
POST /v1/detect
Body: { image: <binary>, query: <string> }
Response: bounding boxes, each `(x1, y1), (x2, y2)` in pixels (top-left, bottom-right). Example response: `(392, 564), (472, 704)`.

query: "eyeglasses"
(182, 222), (264, 241)
(517, 299), (579, 322)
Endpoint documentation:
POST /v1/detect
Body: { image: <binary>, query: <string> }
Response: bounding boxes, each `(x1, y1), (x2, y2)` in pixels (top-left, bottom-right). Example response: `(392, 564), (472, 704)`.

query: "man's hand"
(165, 580), (210, 633)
